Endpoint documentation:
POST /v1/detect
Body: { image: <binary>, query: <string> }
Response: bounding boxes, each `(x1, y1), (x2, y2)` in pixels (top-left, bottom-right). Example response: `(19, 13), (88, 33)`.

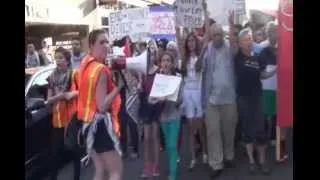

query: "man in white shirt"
(25, 42), (40, 68)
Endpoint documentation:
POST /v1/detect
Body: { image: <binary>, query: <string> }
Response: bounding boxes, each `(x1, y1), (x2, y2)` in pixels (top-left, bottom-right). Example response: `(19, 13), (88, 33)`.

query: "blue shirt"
(253, 41), (270, 54)
(71, 52), (86, 69)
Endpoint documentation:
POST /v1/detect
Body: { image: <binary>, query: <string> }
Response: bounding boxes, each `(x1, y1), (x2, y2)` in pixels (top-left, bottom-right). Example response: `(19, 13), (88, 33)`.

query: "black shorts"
(81, 120), (115, 154)
(237, 96), (267, 145)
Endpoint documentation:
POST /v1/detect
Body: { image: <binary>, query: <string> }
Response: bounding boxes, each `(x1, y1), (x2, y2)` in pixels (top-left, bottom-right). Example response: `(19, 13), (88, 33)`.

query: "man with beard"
(71, 37), (86, 69)
(197, 18), (238, 177)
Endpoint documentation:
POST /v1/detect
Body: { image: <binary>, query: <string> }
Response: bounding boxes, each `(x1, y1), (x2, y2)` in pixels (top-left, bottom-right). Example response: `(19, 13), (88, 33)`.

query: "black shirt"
(234, 50), (267, 97)
(260, 46), (276, 65)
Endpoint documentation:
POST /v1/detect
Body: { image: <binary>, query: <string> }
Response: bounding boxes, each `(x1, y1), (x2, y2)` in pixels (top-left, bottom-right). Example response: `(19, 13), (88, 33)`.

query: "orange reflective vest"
(77, 54), (121, 136)
(52, 100), (68, 128)
(51, 69), (78, 128)
(67, 69), (79, 121)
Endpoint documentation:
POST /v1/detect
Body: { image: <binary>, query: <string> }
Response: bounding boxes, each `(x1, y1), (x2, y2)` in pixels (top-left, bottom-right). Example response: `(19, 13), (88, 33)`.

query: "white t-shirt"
(183, 56), (202, 90)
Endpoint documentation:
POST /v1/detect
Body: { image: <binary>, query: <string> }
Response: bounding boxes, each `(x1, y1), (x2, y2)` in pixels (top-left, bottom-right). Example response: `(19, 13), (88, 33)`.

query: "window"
(27, 70), (53, 99)
(31, 70), (53, 87)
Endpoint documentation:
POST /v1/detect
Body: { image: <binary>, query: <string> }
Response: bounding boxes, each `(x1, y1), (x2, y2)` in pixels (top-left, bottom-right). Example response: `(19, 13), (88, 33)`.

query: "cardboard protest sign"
(149, 74), (182, 102)
(109, 7), (150, 42)
(206, 0), (247, 26)
(233, 0), (246, 23)
(174, 0), (205, 28)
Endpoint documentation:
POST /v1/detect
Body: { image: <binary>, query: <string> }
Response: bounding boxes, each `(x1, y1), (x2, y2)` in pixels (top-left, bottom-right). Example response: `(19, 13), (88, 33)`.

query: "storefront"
(25, 0), (91, 50)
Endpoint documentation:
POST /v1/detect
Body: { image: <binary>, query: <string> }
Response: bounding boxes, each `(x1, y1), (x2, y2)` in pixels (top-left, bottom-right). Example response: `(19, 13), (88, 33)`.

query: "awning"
(25, 24), (89, 38)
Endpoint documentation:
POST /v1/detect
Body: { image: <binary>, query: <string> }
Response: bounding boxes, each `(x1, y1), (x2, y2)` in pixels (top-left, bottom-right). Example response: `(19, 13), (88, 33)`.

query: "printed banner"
(174, 0), (205, 28)
(109, 7), (150, 42)
(150, 5), (176, 41)
(277, 0), (293, 128)
(150, 11), (175, 35)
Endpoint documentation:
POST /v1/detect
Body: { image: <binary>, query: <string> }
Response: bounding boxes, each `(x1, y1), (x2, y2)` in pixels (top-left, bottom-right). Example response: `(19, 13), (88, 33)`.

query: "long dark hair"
(181, 33), (201, 77)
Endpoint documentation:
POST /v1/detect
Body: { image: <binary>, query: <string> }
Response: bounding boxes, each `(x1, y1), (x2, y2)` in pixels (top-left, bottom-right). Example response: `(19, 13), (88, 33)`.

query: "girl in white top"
(180, 33), (208, 169)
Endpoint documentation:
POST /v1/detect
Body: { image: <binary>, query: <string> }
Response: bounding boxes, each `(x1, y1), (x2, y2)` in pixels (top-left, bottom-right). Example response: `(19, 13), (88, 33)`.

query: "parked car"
(25, 65), (85, 180)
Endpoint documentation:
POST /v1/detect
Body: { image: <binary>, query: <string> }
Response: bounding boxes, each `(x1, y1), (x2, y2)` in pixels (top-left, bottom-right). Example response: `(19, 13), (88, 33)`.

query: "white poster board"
(150, 11), (176, 35)
(149, 74), (182, 102)
(109, 7), (150, 42)
(206, 0), (246, 26)
(174, 0), (205, 28)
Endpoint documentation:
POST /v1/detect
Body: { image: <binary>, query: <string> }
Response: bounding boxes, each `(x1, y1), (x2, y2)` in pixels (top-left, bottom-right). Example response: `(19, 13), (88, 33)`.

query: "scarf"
(50, 68), (72, 94)
(82, 112), (122, 157)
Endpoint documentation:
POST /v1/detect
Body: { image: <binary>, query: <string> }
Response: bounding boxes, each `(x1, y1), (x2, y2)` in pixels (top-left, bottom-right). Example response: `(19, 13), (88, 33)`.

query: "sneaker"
(152, 164), (160, 177)
(202, 154), (208, 164)
(277, 140), (288, 163)
(259, 163), (271, 175)
(188, 159), (196, 170)
(248, 163), (258, 174)
(224, 160), (235, 168)
(210, 169), (223, 178)
(140, 164), (152, 178)
(277, 154), (289, 163)
(177, 156), (181, 163)
(130, 152), (139, 159)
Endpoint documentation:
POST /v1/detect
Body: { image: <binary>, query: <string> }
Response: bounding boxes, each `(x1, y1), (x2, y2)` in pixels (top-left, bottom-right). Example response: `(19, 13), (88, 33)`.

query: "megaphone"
(110, 47), (149, 75)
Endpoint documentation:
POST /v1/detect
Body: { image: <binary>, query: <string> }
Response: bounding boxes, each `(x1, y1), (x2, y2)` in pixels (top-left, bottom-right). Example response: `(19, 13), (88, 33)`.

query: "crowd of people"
(26, 4), (290, 180)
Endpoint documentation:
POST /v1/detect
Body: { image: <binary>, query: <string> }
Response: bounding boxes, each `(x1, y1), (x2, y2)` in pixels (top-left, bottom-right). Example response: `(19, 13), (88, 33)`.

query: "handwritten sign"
(149, 74), (182, 102)
(150, 11), (175, 35)
(207, 0), (233, 26)
(234, 0), (246, 15)
(233, 0), (246, 24)
(175, 0), (205, 28)
(109, 7), (150, 42)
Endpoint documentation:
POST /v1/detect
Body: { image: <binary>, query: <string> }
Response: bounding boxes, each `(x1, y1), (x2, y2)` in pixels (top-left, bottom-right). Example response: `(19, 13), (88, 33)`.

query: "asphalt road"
(52, 129), (293, 180)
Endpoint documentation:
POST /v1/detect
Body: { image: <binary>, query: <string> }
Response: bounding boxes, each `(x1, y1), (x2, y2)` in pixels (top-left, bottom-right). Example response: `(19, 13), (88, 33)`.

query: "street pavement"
(53, 129), (293, 180)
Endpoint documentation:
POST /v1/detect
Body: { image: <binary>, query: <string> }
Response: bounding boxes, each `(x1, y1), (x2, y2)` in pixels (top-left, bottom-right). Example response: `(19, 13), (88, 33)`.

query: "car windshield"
(25, 74), (32, 87)
(31, 70), (53, 87)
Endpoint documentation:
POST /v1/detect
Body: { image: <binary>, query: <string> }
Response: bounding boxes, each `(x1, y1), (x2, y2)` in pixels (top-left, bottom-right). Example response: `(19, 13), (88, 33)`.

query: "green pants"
(161, 120), (180, 180)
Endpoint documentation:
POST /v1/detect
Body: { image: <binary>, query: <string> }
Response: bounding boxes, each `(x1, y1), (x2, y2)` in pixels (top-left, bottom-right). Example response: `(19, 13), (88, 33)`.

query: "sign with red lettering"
(150, 11), (175, 35)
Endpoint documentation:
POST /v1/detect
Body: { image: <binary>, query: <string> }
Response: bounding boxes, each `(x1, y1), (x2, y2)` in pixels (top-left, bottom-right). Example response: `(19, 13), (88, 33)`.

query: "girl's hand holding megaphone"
(111, 56), (126, 70)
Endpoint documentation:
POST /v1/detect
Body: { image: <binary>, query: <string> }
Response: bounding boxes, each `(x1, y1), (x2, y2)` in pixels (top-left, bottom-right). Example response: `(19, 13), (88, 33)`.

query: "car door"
(25, 69), (53, 177)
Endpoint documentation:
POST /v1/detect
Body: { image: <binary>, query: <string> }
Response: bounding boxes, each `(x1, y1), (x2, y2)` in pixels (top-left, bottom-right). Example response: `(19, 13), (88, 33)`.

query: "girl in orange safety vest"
(46, 47), (80, 180)
(77, 29), (124, 180)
